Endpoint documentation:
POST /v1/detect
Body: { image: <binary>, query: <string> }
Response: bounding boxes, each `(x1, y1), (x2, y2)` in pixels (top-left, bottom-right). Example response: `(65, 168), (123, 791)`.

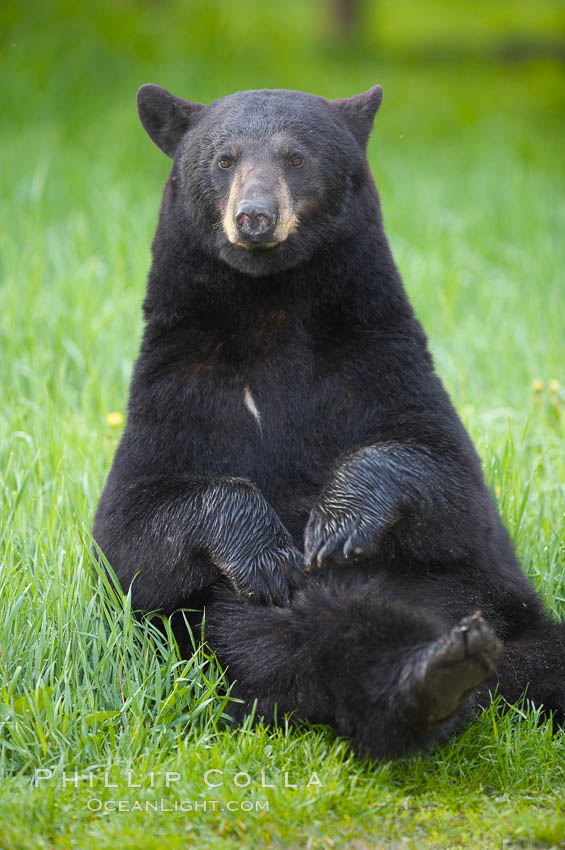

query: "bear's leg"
(478, 621), (565, 723)
(204, 582), (502, 759)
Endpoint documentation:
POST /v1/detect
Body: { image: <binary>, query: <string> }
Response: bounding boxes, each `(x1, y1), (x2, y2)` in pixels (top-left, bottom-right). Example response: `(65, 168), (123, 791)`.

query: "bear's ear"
(137, 84), (205, 158)
(330, 85), (383, 150)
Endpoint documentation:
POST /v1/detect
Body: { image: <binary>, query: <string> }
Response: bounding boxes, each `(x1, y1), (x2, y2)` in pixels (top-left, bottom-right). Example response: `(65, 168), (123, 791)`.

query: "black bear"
(94, 83), (565, 759)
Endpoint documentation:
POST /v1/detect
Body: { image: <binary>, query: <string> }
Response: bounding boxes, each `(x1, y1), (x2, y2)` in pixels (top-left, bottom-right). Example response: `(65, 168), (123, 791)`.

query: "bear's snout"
(236, 200), (277, 245)
(221, 164), (298, 255)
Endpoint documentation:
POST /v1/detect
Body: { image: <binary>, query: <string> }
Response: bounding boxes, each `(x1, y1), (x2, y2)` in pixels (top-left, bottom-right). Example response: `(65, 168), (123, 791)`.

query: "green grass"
(1, 0), (565, 847)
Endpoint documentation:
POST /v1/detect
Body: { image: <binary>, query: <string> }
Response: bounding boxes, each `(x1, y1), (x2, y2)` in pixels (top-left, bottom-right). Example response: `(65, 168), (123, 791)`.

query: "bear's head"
(137, 85), (382, 277)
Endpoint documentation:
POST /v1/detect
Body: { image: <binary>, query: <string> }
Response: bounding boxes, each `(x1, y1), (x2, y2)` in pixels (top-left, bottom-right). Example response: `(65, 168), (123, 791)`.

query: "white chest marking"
(243, 385), (262, 432)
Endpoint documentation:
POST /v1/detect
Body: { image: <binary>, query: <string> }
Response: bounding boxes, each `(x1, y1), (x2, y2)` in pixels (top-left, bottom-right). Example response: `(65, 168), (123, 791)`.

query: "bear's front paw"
(202, 478), (307, 605)
(223, 541), (305, 605)
(304, 449), (401, 568)
(304, 503), (382, 568)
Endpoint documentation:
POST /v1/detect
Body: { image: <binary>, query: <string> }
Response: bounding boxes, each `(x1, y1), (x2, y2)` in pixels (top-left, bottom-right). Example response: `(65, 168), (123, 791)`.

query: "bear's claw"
(227, 543), (306, 606)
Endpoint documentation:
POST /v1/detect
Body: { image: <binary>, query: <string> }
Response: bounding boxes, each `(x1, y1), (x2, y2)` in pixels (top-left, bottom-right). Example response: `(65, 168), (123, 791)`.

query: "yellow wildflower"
(106, 411), (124, 428)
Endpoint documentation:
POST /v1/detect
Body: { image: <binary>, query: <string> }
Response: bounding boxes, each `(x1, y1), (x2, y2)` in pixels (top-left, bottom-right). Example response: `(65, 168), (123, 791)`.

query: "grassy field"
(1, 1), (565, 847)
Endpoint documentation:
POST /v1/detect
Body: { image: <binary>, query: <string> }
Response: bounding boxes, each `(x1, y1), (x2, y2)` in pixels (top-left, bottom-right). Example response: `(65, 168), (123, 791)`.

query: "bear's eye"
(218, 159), (232, 169)
(289, 156), (303, 168)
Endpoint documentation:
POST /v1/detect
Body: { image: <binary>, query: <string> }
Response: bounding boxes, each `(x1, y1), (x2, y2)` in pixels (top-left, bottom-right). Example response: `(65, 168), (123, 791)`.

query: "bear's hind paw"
(402, 612), (503, 726)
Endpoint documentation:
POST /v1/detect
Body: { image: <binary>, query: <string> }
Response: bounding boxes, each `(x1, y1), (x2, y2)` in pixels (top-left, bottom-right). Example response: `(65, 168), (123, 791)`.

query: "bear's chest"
(178, 333), (374, 477)
(137, 318), (388, 497)
(180, 333), (318, 444)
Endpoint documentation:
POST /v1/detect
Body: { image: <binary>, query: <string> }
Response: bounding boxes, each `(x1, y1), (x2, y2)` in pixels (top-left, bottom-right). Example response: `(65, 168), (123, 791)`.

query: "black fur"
(93, 85), (565, 760)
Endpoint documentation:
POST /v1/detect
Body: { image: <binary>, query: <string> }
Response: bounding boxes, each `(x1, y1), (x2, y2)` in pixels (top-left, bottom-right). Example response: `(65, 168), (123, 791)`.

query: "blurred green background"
(1, 3), (565, 847)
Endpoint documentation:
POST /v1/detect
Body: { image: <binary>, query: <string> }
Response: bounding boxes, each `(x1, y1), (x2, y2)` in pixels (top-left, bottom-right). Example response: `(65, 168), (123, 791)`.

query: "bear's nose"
(235, 201), (276, 244)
